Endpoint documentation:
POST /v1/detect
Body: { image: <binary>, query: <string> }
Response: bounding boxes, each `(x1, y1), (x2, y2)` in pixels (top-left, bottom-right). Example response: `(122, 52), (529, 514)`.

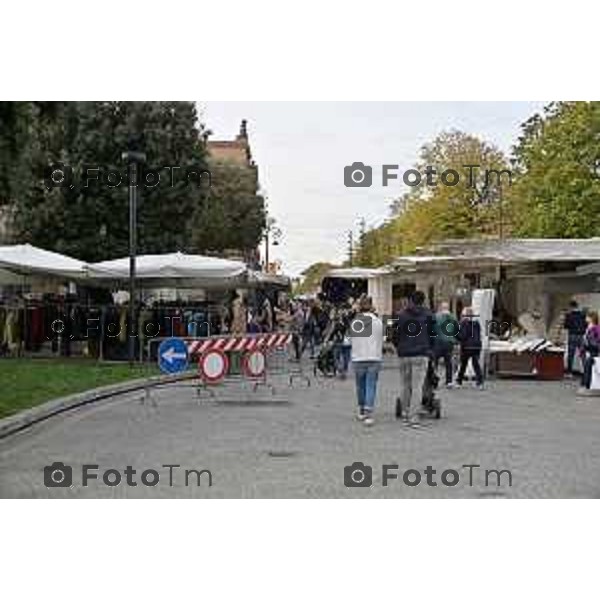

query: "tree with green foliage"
(190, 159), (265, 256)
(295, 262), (336, 295)
(353, 130), (511, 266)
(0, 101), (266, 262)
(510, 101), (600, 238)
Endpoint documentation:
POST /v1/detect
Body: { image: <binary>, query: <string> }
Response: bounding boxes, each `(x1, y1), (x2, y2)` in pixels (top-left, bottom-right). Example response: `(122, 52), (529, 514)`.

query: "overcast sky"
(199, 101), (547, 276)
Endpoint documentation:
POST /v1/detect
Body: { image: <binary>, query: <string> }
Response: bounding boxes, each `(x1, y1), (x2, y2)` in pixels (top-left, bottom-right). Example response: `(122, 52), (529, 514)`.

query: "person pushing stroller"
(391, 291), (436, 428)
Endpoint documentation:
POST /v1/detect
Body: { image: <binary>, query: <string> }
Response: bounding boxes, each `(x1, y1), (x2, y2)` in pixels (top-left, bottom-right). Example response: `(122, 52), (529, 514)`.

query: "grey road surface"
(1, 364), (600, 498)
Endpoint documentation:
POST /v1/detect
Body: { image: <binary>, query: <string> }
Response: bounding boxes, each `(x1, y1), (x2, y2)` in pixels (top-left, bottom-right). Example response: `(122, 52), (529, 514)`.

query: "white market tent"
(324, 267), (391, 280)
(0, 245), (290, 291)
(0, 244), (87, 279)
(86, 251), (250, 288)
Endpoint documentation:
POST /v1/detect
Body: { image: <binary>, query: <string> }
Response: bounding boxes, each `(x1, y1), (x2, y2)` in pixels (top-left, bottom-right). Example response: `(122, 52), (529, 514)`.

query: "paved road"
(2, 361), (600, 498)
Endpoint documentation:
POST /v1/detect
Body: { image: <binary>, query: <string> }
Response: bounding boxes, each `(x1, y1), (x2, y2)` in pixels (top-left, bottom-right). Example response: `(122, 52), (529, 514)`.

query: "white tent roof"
(87, 252), (247, 282)
(325, 267), (391, 280)
(0, 244), (87, 278)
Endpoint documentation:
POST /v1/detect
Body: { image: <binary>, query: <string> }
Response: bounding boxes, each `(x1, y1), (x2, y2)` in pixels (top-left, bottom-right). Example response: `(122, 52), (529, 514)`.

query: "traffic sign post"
(158, 338), (189, 375)
(242, 349), (266, 379)
(198, 349), (229, 383)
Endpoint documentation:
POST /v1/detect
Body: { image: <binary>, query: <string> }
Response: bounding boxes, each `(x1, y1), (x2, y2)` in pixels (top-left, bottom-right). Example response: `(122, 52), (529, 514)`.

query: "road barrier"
(146, 333), (310, 402)
(186, 333), (292, 356)
(189, 333), (311, 393)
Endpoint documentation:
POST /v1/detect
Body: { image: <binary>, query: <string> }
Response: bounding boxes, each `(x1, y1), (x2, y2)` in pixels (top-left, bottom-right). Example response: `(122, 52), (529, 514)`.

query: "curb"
(0, 370), (198, 440)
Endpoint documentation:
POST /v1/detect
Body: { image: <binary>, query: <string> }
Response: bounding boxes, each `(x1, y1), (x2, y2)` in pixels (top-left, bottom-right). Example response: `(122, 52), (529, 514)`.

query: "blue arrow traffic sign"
(158, 337), (189, 374)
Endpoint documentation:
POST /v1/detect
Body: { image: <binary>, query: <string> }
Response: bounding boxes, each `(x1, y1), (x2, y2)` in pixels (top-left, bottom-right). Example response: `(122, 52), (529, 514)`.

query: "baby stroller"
(314, 342), (337, 377)
(395, 358), (442, 419)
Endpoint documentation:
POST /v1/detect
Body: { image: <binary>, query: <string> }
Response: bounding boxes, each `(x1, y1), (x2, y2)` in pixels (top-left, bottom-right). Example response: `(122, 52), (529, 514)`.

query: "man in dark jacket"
(392, 291), (436, 427)
(456, 306), (484, 388)
(563, 300), (586, 375)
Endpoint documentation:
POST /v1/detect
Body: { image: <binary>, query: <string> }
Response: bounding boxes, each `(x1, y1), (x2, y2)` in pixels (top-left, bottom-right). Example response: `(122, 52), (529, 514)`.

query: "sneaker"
(363, 415), (375, 426)
(409, 420), (431, 429)
(446, 382), (455, 389)
(356, 411), (368, 421)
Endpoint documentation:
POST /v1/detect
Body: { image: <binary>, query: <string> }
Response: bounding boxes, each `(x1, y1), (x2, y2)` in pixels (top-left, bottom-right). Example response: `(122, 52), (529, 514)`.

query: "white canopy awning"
(325, 267), (390, 280)
(86, 252), (248, 287)
(0, 244), (87, 278)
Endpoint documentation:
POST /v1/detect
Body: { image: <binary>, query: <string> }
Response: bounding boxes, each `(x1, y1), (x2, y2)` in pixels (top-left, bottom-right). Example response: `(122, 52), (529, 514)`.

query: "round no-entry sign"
(242, 349), (266, 378)
(198, 349), (229, 383)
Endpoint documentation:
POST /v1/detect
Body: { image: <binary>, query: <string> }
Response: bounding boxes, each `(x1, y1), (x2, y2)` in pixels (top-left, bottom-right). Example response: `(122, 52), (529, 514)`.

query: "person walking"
(330, 305), (353, 379)
(434, 301), (458, 388)
(580, 311), (600, 391)
(350, 296), (383, 426)
(301, 299), (318, 358)
(289, 301), (306, 360)
(392, 291), (436, 428)
(564, 300), (587, 376)
(456, 307), (484, 389)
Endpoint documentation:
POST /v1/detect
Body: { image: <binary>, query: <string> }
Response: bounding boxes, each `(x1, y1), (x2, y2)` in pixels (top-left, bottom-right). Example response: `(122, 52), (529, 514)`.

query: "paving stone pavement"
(2, 361), (600, 498)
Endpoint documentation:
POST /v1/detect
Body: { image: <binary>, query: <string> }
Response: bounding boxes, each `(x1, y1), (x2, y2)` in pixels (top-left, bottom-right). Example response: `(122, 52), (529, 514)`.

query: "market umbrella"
(86, 251), (249, 289)
(0, 244), (87, 278)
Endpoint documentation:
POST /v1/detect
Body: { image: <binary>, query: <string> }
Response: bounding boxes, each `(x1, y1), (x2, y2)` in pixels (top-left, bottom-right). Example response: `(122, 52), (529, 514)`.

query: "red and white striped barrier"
(186, 333), (292, 356)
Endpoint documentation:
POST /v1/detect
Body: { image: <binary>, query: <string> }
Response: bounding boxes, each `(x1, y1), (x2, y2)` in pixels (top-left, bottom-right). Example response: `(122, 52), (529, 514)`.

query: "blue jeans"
(567, 333), (583, 373)
(353, 360), (381, 413)
(334, 343), (351, 374)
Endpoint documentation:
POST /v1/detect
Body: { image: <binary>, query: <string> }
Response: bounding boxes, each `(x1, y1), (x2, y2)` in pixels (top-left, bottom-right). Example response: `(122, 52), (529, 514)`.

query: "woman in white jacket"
(350, 296), (384, 426)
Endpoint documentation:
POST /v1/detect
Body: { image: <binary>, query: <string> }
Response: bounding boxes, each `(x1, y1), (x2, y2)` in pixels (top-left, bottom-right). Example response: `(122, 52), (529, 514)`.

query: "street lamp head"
(121, 150), (147, 163)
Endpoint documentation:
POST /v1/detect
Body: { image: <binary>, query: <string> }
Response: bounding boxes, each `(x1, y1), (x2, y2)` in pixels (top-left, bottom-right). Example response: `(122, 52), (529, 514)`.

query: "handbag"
(590, 357), (600, 390)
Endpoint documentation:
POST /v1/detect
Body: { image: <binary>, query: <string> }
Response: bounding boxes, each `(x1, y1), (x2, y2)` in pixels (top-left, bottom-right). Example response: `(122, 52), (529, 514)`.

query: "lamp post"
(121, 149), (146, 366)
(263, 216), (282, 272)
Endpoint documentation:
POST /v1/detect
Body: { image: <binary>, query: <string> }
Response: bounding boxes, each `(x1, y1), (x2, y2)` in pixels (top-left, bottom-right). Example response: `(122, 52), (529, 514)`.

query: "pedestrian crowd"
(349, 291), (483, 428)
(224, 291), (599, 427)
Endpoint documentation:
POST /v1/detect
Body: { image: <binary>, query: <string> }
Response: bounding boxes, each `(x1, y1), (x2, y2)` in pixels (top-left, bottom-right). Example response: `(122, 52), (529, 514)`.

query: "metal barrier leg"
(138, 375), (158, 407)
(196, 379), (216, 402)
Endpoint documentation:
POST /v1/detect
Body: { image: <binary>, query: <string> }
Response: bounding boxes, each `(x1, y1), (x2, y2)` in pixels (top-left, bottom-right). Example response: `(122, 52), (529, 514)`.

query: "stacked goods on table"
(489, 337), (564, 380)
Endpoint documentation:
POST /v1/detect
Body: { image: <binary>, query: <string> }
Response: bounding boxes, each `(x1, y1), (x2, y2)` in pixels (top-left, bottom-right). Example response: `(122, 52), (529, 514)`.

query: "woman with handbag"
(580, 311), (600, 391)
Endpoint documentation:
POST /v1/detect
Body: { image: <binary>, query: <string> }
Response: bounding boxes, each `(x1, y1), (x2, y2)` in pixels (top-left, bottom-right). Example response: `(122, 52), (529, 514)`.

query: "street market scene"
(2, 101), (600, 498)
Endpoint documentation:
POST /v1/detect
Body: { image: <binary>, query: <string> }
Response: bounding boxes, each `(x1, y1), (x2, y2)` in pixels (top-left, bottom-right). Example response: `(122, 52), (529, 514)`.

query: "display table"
(489, 339), (564, 380)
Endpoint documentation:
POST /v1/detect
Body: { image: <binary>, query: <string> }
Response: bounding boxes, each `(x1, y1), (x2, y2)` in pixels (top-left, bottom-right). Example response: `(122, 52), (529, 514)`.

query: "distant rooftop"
(206, 119), (254, 167)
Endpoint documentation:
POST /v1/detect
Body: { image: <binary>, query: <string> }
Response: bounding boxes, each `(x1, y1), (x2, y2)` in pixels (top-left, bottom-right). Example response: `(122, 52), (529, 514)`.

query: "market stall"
(0, 244), (89, 356)
(86, 251), (248, 288)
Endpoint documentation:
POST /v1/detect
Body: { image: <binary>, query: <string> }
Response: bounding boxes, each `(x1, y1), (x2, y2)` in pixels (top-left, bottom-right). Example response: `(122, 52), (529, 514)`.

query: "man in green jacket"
(434, 302), (458, 388)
